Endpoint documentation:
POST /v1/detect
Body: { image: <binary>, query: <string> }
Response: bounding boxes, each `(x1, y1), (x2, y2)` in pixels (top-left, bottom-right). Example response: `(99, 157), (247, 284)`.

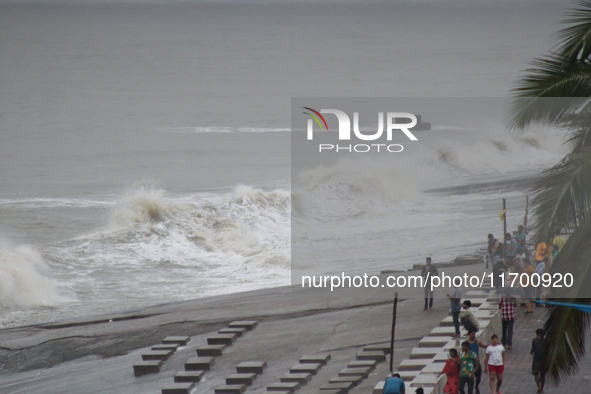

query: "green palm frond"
(531, 148), (591, 238)
(508, 55), (591, 129)
(556, 0), (591, 60)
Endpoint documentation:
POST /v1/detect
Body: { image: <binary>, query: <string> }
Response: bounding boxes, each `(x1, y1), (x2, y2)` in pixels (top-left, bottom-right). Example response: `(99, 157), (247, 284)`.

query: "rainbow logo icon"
(302, 107), (329, 132)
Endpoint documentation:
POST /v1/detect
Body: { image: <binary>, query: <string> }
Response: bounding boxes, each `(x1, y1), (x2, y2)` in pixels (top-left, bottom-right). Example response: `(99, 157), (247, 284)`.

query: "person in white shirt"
(484, 334), (505, 394)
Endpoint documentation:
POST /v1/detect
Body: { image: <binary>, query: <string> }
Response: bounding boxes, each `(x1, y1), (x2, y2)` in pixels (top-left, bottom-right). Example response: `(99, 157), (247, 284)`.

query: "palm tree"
(508, 0), (591, 384)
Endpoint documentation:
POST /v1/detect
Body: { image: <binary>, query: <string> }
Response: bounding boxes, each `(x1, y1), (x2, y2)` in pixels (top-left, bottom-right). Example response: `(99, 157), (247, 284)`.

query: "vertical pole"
(523, 195), (529, 230)
(503, 198), (507, 262)
(389, 292), (398, 373)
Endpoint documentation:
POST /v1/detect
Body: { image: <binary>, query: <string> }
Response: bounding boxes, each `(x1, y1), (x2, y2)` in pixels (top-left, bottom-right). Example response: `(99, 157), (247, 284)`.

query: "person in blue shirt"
(514, 225), (526, 255)
(383, 373), (406, 394)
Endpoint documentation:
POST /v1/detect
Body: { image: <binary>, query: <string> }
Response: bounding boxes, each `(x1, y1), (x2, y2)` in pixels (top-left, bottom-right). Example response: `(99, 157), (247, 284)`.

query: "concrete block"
(467, 298), (487, 307)
(363, 344), (391, 354)
(226, 373), (257, 385)
(420, 363), (446, 373)
(133, 360), (162, 376)
(433, 352), (451, 362)
(236, 361), (267, 374)
(430, 327), (460, 337)
(300, 354), (331, 364)
(208, 333), (238, 346)
(418, 337), (450, 348)
(174, 371), (204, 383)
(398, 371), (420, 381)
(398, 359), (432, 371)
(372, 381), (384, 394)
(162, 336), (190, 346)
(152, 344), (179, 352)
(314, 391), (341, 394)
(319, 382), (353, 392)
(409, 374), (442, 385)
(185, 356), (214, 371)
(466, 290), (490, 297)
(196, 344), (226, 357)
(338, 367), (371, 378)
(355, 351), (386, 361)
(347, 359), (377, 369)
(329, 375), (363, 386)
(290, 363), (321, 374)
(228, 320), (258, 330)
(219, 327), (247, 337)
(409, 348), (440, 359)
(267, 382), (301, 392)
(142, 350), (174, 361)
(280, 373), (312, 383)
(161, 382), (195, 394)
(215, 384), (246, 394)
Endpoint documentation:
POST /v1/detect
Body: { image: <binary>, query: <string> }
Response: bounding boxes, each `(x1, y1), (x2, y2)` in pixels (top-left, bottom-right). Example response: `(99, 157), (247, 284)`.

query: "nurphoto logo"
(302, 107), (419, 153)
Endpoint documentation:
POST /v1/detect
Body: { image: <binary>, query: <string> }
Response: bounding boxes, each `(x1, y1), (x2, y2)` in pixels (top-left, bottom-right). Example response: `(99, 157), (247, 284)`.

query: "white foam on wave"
(0, 238), (66, 308)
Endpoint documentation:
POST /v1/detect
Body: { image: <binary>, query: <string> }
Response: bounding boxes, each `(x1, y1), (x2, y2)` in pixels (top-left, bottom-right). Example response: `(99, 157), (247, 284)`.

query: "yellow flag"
(499, 210), (505, 221)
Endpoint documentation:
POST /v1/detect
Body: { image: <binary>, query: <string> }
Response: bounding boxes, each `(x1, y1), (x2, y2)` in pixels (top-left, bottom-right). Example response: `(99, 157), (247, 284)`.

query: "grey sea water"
(0, 0), (566, 326)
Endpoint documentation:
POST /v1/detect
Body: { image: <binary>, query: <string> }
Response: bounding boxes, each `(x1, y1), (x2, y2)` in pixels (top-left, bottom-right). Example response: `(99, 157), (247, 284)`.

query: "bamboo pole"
(523, 195), (529, 231)
(503, 198), (507, 262)
(389, 292), (398, 373)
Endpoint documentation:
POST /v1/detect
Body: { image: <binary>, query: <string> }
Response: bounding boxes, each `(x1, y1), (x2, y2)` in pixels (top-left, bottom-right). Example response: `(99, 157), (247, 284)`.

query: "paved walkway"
(492, 303), (591, 394)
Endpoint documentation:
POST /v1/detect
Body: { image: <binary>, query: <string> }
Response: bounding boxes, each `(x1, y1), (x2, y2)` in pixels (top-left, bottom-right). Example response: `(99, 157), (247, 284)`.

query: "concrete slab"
(226, 373), (257, 385)
(329, 375), (363, 386)
(196, 344), (226, 357)
(228, 321), (258, 331)
(161, 382), (195, 394)
(347, 359), (377, 369)
(214, 384), (246, 394)
(280, 373), (312, 383)
(290, 363), (321, 374)
(300, 354), (331, 364)
(162, 336), (190, 346)
(429, 326), (460, 336)
(319, 382), (354, 392)
(174, 370), (204, 383)
(338, 367), (371, 378)
(363, 344), (391, 354)
(133, 360), (162, 376)
(218, 327), (247, 337)
(355, 351), (386, 361)
(397, 359), (432, 371)
(398, 371), (419, 381)
(409, 374), (442, 385)
(314, 391), (342, 394)
(151, 344), (179, 352)
(433, 352), (450, 362)
(207, 333), (238, 346)
(236, 361), (267, 374)
(372, 381), (384, 394)
(420, 363), (446, 373)
(141, 350), (173, 361)
(184, 356), (214, 371)
(418, 337), (450, 348)
(267, 381), (301, 392)
(409, 348), (440, 359)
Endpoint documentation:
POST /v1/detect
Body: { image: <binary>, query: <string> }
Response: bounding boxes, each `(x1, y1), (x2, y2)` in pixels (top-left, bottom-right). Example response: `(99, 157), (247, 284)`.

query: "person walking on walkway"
(499, 296), (516, 349)
(467, 331), (487, 394)
(439, 348), (461, 394)
(459, 341), (479, 394)
(448, 284), (462, 337)
(484, 334), (505, 394)
(531, 329), (546, 393)
(422, 257), (438, 310)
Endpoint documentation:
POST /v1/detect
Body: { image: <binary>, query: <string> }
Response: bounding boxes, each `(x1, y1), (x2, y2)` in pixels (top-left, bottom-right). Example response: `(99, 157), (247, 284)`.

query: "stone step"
(161, 382), (195, 394)
(142, 350), (174, 361)
(398, 371), (419, 382)
(418, 337), (452, 348)
(408, 374), (443, 386)
(319, 382), (354, 393)
(300, 354), (331, 365)
(372, 381), (385, 394)
(185, 356), (215, 371)
(355, 351), (386, 361)
(329, 375), (363, 386)
(267, 382), (301, 392)
(215, 384), (246, 394)
(289, 363), (322, 374)
(440, 316), (491, 327)
(409, 348), (443, 359)
(151, 344), (179, 352)
(174, 371), (204, 383)
(347, 360), (377, 369)
(280, 373), (312, 384)
(315, 391), (342, 394)
(363, 344), (391, 354)
(208, 333), (238, 346)
(226, 373), (257, 386)
(162, 336), (190, 346)
(338, 367), (372, 378)
(433, 351), (451, 362)
(228, 320), (258, 331)
(196, 344), (226, 357)
(420, 362), (446, 373)
(133, 360), (162, 376)
(219, 327), (247, 337)
(236, 361), (267, 374)
(397, 359), (432, 371)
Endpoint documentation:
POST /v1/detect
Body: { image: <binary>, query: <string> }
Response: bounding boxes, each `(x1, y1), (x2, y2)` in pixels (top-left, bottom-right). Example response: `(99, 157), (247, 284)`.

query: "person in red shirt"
(439, 348), (461, 394)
